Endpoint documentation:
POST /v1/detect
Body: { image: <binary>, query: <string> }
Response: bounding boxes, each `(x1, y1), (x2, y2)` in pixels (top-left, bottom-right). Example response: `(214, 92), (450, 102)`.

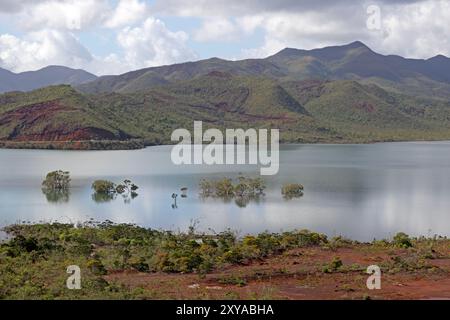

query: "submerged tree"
(91, 179), (139, 204)
(41, 170), (71, 203)
(281, 183), (304, 200)
(42, 170), (71, 191)
(215, 178), (235, 198)
(116, 179), (139, 197)
(199, 176), (267, 207)
(91, 191), (116, 203)
(42, 189), (70, 203)
(91, 180), (117, 203)
(199, 179), (214, 197)
(92, 180), (116, 194)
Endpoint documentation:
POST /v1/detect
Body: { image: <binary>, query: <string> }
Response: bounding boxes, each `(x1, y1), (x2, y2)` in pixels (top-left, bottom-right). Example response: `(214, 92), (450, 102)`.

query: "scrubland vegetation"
(0, 221), (448, 300)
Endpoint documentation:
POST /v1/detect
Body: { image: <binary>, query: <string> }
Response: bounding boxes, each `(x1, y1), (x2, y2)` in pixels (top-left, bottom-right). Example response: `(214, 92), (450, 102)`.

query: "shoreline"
(1, 221), (449, 300)
(1, 138), (450, 151)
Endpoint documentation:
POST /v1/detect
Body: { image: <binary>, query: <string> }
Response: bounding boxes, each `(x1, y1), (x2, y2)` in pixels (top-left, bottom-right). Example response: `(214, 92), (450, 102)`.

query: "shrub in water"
(281, 183), (304, 199)
(91, 179), (139, 203)
(215, 178), (235, 197)
(42, 170), (71, 190)
(92, 180), (116, 194)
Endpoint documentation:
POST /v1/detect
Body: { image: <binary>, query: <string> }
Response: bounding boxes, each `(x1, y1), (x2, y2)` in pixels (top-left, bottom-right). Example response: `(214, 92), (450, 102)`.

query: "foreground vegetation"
(0, 221), (448, 300)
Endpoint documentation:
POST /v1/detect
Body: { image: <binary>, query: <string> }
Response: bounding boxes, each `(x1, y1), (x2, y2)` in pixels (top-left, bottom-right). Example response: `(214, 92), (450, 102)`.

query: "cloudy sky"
(0, 0), (449, 75)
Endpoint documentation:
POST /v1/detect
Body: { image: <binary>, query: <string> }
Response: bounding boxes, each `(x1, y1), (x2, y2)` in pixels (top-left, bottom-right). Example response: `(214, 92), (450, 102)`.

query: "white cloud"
(17, 0), (110, 31)
(0, 30), (93, 72)
(1, 0), (449, 75)
(85, 54), (129, 75)
(117, 17), (197, 69)
(0, 1), (198, 74)
(240, 36), (286, 59)
(0, 0), (45, 13)
(193, 18), (239, 42)
(232, 0), (450, 60)
(377, 1), (450, 58)
(104, 0), (149, 29)
(155, 0), (450, 60)
(153, 0), (426, 17)
(236, 15), (265, 34)
(232, 8), (369, 59)
(0, 17), (199, 75)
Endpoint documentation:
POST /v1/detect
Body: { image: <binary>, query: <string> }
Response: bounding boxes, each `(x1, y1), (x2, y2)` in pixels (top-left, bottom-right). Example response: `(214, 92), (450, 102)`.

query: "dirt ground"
(105, 244), (450, 300)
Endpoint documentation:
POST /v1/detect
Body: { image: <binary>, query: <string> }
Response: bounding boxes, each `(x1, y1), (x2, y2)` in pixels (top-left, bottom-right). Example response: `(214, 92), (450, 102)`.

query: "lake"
(1, 142), (450, 241)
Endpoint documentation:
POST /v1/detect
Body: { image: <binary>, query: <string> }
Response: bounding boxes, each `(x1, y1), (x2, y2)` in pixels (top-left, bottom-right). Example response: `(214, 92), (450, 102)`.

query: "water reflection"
(90, 179), (139, 204)
(91, 192), (116, 203)
(42, 188), (70, 203)
(1, 142), (450, 241)
(234, 194), (265, 208)
(282, 192), (304, 200)
(91, 191), (139, 204)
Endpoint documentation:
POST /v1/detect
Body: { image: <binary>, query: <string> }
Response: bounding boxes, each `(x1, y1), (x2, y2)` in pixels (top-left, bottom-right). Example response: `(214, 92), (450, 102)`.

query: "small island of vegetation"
(92, 179), (139, 203)
(281, 183), (305, 199)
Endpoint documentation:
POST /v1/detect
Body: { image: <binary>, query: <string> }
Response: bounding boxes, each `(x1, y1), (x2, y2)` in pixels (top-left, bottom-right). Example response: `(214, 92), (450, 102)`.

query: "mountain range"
(76, 41), (450, 100)
(1, 41), (450, 149)
(0, 66), (97, 94)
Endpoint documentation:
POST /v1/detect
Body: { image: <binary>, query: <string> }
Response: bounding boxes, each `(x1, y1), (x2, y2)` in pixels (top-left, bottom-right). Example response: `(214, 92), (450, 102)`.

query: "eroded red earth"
(0, 100), (116, 141)
(105, 244), (450, 300)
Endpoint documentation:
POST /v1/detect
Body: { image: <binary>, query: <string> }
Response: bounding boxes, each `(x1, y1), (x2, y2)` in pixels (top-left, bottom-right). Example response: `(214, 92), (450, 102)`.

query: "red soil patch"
(104, 245), (450, 300)
(355, 101), (376, 113)
(206, 71), (233, 78)
(11, 127), (117, 142)
(0, 100), (116, 141)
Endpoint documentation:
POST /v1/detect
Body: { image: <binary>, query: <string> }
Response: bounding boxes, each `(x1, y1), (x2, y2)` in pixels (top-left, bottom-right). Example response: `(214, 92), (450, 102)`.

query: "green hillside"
(86, 73), (336, 144)
(284, 79), (450, 141)
(76, 41), (450, 101)
(0, 86), (130, 143)
(2, 70), (450, 149)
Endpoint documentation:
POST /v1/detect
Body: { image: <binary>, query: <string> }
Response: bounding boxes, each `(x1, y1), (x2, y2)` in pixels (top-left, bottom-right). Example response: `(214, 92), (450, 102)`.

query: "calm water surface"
(1, 142), (449, 241)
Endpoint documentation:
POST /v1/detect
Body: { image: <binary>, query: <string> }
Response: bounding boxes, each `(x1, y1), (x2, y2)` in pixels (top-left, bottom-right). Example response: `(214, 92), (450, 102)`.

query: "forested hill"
(1, 42), (450, 149)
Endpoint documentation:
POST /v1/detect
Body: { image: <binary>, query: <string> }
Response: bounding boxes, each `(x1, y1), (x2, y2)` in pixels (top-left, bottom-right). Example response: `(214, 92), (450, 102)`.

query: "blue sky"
(0, 0), (449, 75)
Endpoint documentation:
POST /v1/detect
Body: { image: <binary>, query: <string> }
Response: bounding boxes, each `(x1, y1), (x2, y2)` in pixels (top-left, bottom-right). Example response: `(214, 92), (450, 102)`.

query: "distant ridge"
(74, 41), (450, 99)
(0, 66), (97, 93)
(2, 41), (450, 99)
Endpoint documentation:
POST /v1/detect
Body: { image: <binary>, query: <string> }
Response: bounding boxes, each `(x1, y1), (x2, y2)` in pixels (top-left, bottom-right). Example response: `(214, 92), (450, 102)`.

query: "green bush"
(322, 256), (343, 273)
(199, 176), (266, 205)
(215, 178), (235, 197)
(0, 223), (327, 288)
(393, 232), (413, 248)
(281, 183), (304, 199)
(199, 179), (214, 196)
(42, 170), (70, 190)
(87, 259), (107, 275)
(0, 220), (447, 300)
(92, 180), (116, 194)
(91, 179), (139, 203)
